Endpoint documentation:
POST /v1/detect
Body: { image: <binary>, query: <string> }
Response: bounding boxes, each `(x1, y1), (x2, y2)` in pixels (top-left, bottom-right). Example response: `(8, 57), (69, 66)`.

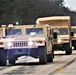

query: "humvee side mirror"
(53, 32), (57, 39)
(71, 32), (74, 36)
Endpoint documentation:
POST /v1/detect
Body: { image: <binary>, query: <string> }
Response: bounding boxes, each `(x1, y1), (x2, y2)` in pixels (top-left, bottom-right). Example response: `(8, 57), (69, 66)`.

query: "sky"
(64, 0), (76, 11)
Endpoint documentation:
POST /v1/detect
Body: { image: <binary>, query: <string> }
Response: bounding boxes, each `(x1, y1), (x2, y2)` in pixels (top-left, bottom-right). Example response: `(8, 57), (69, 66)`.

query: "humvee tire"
(0, 50), (7, 66)
(65, 43), (72, 55)
(39, 46), (47, 64)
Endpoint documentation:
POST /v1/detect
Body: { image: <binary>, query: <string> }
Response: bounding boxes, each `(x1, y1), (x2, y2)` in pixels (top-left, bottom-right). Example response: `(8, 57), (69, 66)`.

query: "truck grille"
(13, 41), (28, 47)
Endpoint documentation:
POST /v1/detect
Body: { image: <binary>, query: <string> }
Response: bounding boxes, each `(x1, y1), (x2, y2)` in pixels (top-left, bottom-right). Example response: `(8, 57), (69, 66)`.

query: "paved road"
(0, 50), (76, 75)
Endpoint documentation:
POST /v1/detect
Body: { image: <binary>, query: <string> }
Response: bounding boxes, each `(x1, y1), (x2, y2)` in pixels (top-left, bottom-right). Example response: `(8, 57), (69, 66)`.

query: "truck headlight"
(28, 41), (34, 46)
(7, 42), (12, 47)
(57, 38), (62, 43)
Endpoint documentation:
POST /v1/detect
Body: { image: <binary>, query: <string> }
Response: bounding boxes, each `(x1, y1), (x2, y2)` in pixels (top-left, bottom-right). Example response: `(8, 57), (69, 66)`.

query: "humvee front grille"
(13, 41), (28, 47)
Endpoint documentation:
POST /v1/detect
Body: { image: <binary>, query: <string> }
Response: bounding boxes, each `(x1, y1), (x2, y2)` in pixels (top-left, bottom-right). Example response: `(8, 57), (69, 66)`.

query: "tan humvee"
(36, 16), (72, 55)
(71, 26), (76, 49)
(0, 24), (54, 65)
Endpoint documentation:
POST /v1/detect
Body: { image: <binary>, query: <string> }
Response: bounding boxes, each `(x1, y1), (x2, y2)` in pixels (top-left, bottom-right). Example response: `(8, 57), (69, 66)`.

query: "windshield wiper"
(29, 24), (36, 33)
(6, 28), (12, 35)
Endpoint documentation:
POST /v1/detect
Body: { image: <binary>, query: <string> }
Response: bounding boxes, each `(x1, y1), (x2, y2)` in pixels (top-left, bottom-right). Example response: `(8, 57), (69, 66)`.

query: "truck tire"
(39, 46), (47, 64)
(65, 43), (72, 55)
(9, 57), (16, 64)
(0, 50), (7, 66)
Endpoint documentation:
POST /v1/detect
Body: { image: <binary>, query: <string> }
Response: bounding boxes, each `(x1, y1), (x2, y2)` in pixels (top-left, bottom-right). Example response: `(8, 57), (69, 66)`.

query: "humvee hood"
(1, 36), (46, 42)
(14, 36), (46, 41)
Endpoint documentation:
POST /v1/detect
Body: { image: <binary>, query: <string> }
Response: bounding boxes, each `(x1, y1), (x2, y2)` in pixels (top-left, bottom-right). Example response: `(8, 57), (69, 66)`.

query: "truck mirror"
(53, 32), (57, 39)
(71, 32), (74, 36)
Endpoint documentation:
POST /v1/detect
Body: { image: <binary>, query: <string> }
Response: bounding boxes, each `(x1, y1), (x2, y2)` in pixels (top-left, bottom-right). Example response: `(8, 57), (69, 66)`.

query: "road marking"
(56, 67), (64, 72)
(49, 57), (76, 75)
(55, 58), (76, 73)
(0, 66), (23, 75)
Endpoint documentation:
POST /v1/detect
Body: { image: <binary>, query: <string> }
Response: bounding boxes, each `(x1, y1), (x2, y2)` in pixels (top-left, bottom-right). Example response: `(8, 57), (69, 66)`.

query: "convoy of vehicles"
(36, 16), (72, 55)
(0, 24), (54, 65)
(0, 16), (74, 66)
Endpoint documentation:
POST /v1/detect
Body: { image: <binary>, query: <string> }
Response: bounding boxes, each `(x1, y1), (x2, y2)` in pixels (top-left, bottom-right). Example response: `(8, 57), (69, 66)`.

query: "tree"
(0, 0), (76, 25)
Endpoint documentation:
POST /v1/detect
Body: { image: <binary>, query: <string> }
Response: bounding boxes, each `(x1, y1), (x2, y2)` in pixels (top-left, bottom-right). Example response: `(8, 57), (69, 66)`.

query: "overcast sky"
(64, 0), (76, 11)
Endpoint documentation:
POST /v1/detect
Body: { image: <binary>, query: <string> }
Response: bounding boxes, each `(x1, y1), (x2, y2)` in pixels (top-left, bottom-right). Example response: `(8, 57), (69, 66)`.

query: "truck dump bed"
(36, 16), (71, 27)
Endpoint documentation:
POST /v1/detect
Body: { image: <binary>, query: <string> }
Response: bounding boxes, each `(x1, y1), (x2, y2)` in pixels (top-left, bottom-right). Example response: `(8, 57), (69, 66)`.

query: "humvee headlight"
(0, 41), (3, 45)
(57, 38), (62, 43)
(8, 42), (12, 47)
(28, 41), (34, 46)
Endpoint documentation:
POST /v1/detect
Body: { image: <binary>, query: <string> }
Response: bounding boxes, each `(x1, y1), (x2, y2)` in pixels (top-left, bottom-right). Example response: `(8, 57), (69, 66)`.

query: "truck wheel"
(9, 57), (16, 64)
(39, 46), (47, 64)
(0, 50), (7, 66)
(65, 44), (72, 55)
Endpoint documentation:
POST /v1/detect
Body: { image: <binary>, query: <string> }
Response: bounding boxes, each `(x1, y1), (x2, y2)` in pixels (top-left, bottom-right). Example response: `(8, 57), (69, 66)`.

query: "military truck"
(71, 26), (76, 49)
(36, 16), (72, 55)
(0, 24), (54, 65)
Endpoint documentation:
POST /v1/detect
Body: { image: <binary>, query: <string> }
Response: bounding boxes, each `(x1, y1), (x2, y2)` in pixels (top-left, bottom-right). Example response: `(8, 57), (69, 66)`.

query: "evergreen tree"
(0, 0), (76, 25)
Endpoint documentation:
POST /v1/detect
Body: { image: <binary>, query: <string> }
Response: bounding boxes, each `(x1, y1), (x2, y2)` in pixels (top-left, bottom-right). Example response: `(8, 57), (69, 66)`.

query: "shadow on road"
(14, 62), (40, 66)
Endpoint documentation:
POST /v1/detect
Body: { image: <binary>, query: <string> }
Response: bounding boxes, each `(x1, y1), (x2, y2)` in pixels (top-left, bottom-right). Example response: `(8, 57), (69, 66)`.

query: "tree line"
(0, 0), (76, 25)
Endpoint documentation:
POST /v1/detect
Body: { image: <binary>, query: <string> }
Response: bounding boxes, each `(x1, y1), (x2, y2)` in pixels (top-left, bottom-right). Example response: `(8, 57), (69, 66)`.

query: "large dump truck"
(36, 16), (72, 55)
(0, 24), (54, 65)
(71, 26), (76, 49)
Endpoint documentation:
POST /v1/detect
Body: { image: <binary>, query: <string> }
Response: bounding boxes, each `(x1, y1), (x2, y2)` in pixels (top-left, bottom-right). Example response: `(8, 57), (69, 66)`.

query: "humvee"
(36, 16), (72, 55)
(0, 24), (54, 65)
(71, 26), (76, 49)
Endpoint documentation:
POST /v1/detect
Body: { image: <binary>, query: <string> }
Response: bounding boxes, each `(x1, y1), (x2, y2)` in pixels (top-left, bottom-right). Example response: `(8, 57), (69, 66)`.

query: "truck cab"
(51, 25), (72, 55)
(0, 24), (54, 65)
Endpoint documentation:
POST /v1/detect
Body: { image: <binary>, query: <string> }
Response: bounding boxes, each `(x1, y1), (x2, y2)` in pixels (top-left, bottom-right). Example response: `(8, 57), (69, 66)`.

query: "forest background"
(0, 0), (76, 25)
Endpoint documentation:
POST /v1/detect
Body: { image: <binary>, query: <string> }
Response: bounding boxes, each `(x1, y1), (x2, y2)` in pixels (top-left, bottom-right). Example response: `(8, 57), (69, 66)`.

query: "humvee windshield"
(71, 28), (76, 34)
(53, 28), (68, 35)
(26, 28), (44, 34)
(5, 29), (22, 36)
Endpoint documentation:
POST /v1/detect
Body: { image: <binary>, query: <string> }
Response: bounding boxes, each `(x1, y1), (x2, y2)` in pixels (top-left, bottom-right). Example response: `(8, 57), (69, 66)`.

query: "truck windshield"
(26, 28), (44, 34)
(5, 29), (22, 36)
(53, 28), (68, 35)
(71, 28), (76, 34)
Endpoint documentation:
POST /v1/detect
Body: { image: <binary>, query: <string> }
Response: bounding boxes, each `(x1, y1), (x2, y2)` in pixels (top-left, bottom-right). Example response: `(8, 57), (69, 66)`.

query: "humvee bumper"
(1, 47), (43, 59)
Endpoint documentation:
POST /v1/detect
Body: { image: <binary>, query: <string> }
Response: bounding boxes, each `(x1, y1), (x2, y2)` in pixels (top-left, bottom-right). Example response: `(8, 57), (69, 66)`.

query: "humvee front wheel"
(0, 50), (7, 66)
(65, 43), (72, 55)
(47, 46), (53, 62)
(39, 46), (47, 64)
